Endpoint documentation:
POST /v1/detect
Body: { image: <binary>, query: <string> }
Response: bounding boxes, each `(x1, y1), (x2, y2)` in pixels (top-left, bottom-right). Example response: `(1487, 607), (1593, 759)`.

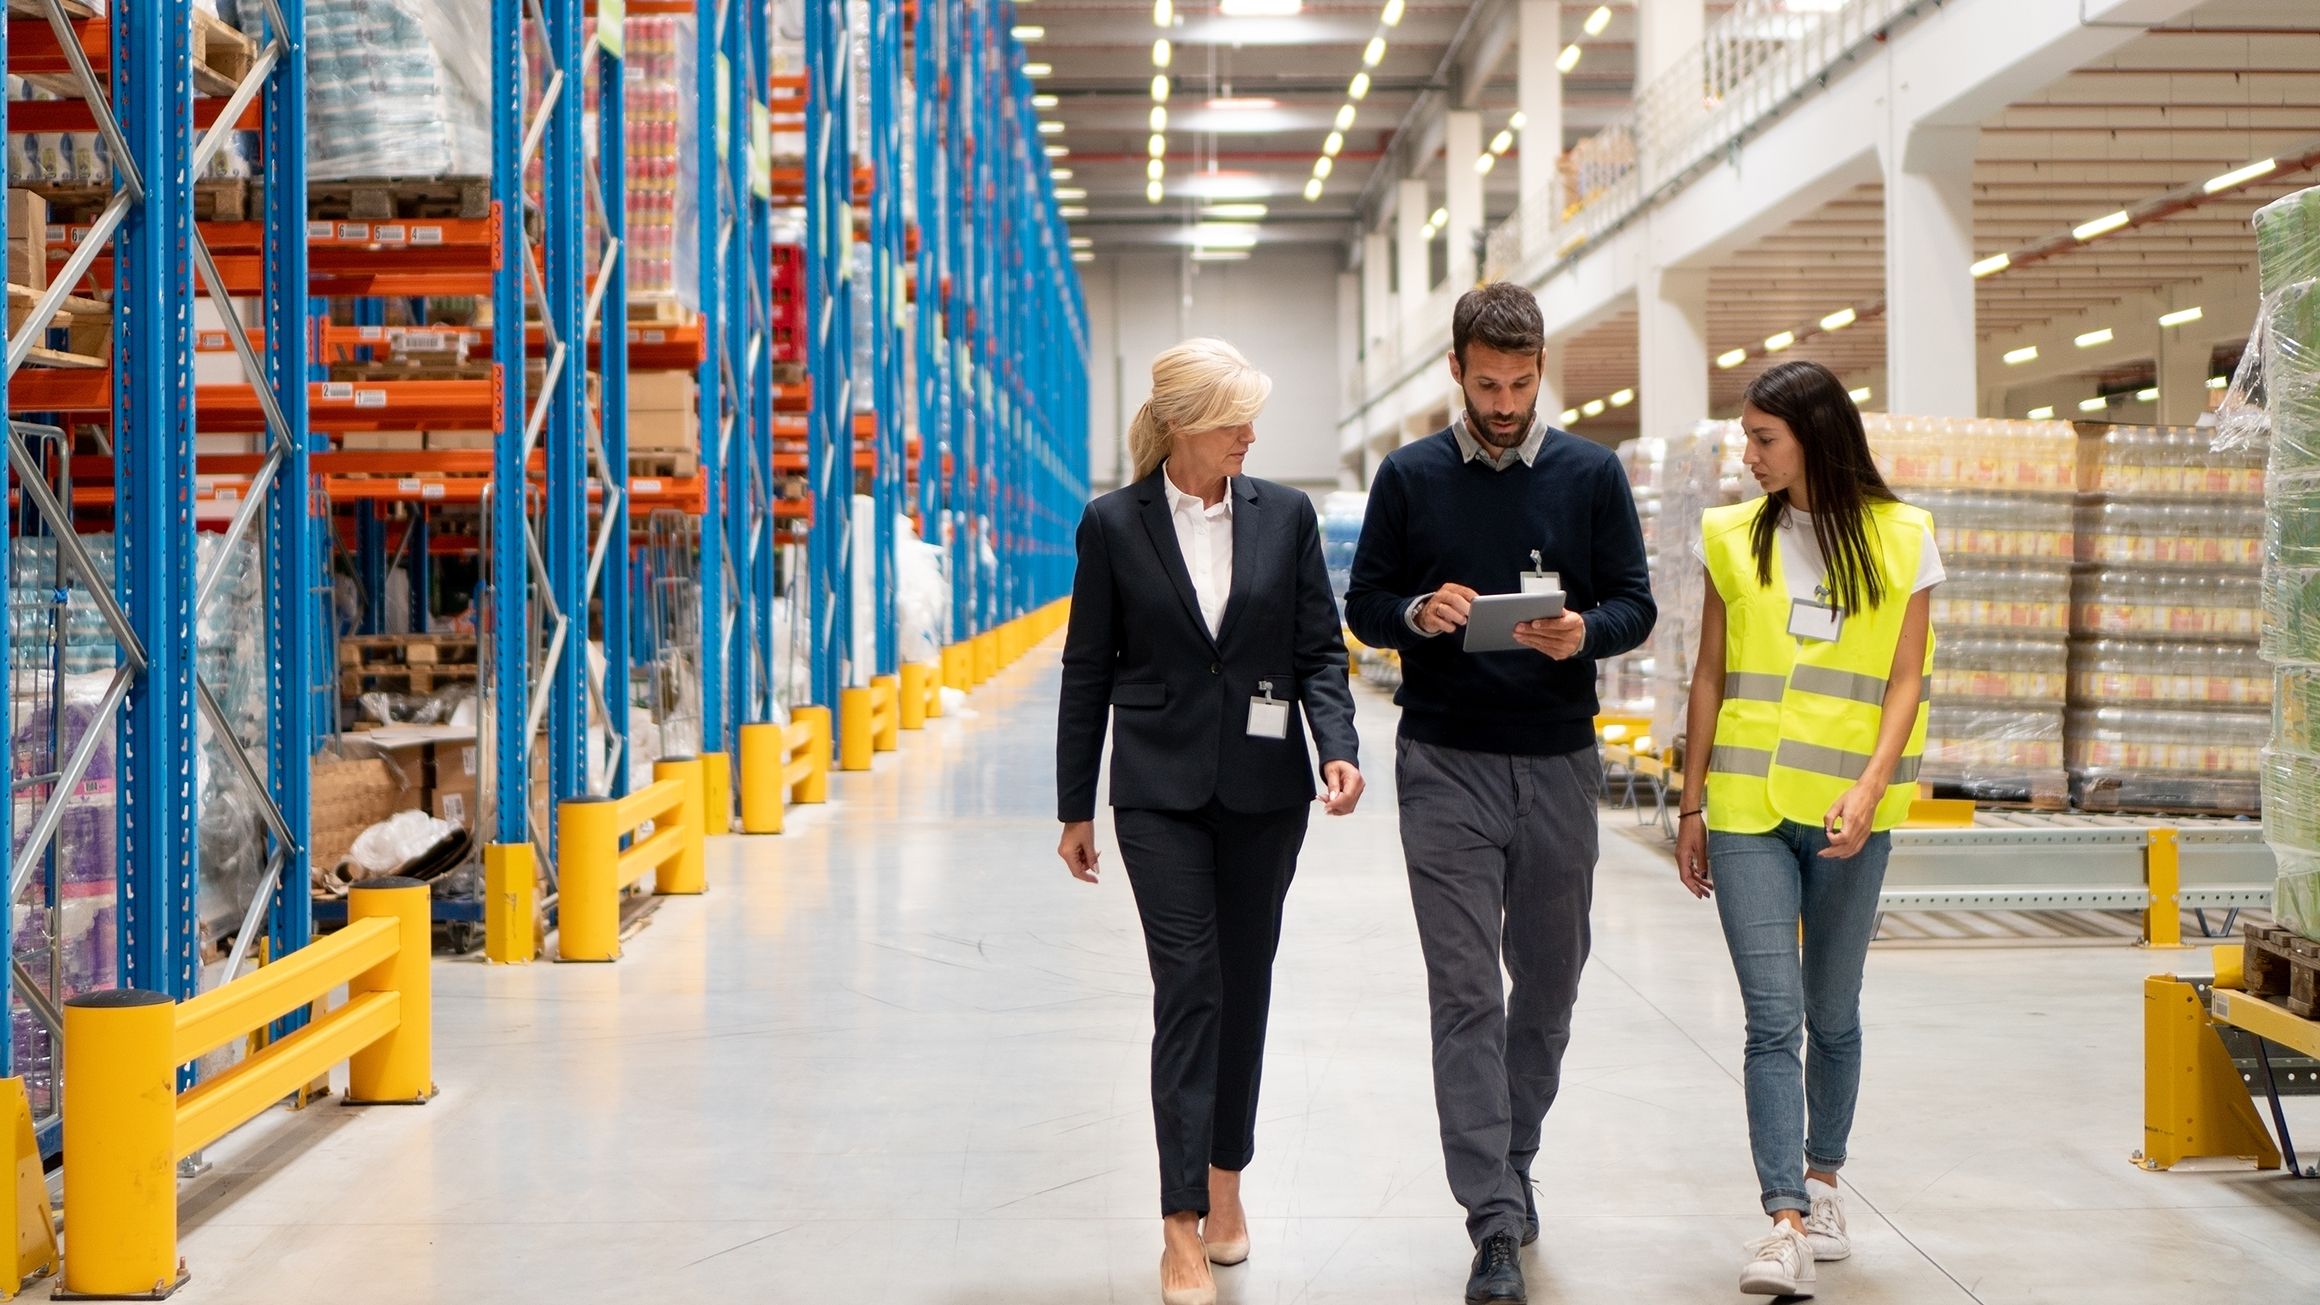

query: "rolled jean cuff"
(1804, 1152), (1847, 1175)
(1762, 1190), (1810, 1217)
(1210, 1148), (1253, 1172)
(1163, 1188), (1210, 1218)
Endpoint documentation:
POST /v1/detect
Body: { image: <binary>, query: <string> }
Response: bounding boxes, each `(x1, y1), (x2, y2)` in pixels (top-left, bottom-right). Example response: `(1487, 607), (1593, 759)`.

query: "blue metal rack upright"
(868, 0), (904, 680)
(489, 0), (534, 863)
(806, 0), (853, 718)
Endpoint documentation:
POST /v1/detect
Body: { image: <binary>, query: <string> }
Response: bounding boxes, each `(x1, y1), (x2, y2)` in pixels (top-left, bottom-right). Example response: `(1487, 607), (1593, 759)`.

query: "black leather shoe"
(1521, 1175), (1539, 1247)
(1466, 1233), (1526, 1304)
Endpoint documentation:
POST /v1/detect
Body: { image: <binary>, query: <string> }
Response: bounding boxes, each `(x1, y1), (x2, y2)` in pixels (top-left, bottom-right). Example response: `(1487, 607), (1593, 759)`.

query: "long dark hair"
(1743, 360), (1897, 615)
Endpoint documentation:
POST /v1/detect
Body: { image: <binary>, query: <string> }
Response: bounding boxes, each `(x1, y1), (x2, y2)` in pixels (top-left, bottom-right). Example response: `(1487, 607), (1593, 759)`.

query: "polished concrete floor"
(113, 641), (2320, 1303)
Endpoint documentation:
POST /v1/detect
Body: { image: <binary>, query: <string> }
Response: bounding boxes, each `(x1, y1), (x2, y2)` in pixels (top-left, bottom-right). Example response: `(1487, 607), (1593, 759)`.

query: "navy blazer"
(1056, 469), (1359, 822)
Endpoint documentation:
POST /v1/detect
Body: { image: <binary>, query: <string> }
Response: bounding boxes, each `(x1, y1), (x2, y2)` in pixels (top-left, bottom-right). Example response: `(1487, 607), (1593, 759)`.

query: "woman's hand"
(1058, 821), (1101, 882)
(1319, 761), (1364, 815)
(1675, 813), (1712, 898)
(1819, 781), (1881, 860)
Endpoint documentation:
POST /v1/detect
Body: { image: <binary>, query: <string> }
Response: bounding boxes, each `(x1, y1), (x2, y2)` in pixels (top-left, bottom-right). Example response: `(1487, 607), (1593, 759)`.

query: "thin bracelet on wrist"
(1678, 809), (1703, 821)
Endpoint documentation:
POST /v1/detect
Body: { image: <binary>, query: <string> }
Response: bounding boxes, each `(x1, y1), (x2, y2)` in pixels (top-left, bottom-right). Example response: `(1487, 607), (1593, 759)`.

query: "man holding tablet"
(1344, 281), (1655, 1304)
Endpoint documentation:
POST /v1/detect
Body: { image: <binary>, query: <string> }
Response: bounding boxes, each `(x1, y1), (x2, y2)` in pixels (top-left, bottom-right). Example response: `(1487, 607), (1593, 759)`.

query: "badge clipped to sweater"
(1521, 550), (1560, 596)
(1247, 679), (1290, 740)
(1788, 584), (1845, 642)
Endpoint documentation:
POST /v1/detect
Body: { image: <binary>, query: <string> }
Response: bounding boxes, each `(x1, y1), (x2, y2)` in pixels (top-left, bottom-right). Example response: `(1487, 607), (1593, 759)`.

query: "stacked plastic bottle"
(2066, 426), (2267, 811)
(581, 14), (701, 308)
(1863, 414), (2076, 804)
(309, 0), (491, 182)
(1647, 421), (1745, 747)
(2253, 184), (2320, 938)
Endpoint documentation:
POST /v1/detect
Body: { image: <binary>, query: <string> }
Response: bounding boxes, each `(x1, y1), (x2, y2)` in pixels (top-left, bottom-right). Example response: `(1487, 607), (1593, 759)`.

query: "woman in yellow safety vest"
(1673, 359), (1941, 1299)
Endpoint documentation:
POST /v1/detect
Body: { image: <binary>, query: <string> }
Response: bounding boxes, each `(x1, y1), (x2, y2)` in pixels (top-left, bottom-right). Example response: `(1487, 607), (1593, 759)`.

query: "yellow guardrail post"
(700, 751), (731, 835)
(793, 705), (830, 802)
(942, 643), (971, 691)
(62, 990), (182, 1298)
(973, 630), (997, 683)
(345, 877), (434, 1104)
(870, 675), (899, 751)
(652, 756), (707, 894)
(738, 722), (785, 833)
(557, 796), (623, 961)
(484, 841), (536, 964)
(2144, 827), (2186, 949)
(839, 687), (874, 770)
(899, 662), (930, 729)
(920, 660), (944, 719)
(2140, 974), (2280, 1171)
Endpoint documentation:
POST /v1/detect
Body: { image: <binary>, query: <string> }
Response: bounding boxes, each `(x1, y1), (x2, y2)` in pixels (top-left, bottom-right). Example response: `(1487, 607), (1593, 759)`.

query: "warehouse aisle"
(136, 643), (2320, 1304)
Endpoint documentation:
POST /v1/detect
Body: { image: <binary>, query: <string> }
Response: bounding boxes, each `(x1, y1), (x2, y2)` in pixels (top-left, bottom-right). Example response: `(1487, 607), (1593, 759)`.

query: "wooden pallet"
(627, 298), (695, 325)
(4, 0), (100, 19)
(341, 634), (480, 665)
(7, 282), (105, 334)
(342, 663), (480, 696)
(308, 177), (492, 222)
(629, 450), (698, 479)
(189, 7), (257, 97)
(327, 362), (494, 383)
(29, 178), (252, 224)
(2243, 923), (2320, 1018)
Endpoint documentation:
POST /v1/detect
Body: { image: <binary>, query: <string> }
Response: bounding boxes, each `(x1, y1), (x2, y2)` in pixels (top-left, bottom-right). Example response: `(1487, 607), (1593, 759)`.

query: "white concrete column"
(1445, 110), (1484, 290)
(1639, 264), (1710, 444)
(1884, 126), (1978, 417)
(1538, 338), (1565, 423)
(1397, 178), (1430, 336)
(1362, 232), (1391, 361)
(1517, 0), (1563, 220)
(2157, 325), (2212, 427)
(1635, 0), (1704, 90)
(1337, 269), (1361, 416)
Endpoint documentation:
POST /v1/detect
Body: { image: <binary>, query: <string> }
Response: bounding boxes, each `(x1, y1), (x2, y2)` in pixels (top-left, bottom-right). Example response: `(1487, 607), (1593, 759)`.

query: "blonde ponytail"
(1126, 338), (1273, 484)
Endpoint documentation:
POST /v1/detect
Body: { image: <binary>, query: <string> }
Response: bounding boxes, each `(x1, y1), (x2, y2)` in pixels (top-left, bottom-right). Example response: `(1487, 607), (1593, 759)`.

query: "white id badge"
(1247, 680), (1290, 739)
(1521, 551), (1559, 595)
(1788, 598), (1844, 642)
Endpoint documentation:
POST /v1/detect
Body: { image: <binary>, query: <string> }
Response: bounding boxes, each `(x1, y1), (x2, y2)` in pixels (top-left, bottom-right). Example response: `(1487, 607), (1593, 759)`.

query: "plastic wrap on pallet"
(193, 532), (271, 943)
(308, 0), (492, 181)
(2074, 566), (2261, 638)
(895, 513), (949, 667)
(1650, 421), (1742, 745)
(2074, 638), (2271, 709)
(2256, 186), (2320, 298)
(1865, 413), (2078, 494)
(1931, 632), (2066, 704)
(1919, 702), (2066, 803)
(582, 14), (701, 308)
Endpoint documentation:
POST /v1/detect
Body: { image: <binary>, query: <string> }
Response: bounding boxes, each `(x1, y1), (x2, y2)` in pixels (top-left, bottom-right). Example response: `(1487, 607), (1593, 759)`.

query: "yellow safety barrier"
(556, 757), (706, 962)
(900, 661), (934, 727)
(2139, 972), (2282, 1171)
(484, 842), (537, 964)
(1899, 798), (1976, 829)
(942, 642), (973, 691)
(839, 686), (874, 771)
(61, 878), (431, 1296)
(701, 751), (732, 835)
(870, 674), (899, 751)
(972, 630), (998, 683)
(2144, 827), (2186, 949)
(736, 707), (830, 833)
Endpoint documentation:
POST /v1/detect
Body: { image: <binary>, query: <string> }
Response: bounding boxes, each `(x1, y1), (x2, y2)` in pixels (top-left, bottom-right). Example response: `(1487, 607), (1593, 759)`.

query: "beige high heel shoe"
(1160, 1251), (1217, 1305)
(1203, 1234), (1249, 1266)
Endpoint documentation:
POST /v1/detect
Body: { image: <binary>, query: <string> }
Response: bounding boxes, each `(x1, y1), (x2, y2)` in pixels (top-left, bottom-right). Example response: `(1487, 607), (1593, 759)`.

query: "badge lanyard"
(1521, 549), (1559, 596)
(1247, 678), (1290, 740)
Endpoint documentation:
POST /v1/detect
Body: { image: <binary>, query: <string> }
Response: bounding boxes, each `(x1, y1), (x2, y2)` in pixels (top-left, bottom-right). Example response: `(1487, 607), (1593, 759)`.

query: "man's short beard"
(1463, 392), (1537, 451)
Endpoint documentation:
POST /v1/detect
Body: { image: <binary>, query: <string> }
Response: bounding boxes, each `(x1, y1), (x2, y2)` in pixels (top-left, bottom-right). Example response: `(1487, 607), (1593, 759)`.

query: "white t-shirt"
(1692, 505), (1945, 602)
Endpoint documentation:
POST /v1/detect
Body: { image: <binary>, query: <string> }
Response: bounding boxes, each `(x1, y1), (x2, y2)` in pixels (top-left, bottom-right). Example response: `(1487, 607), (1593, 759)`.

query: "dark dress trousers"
(1056, 468), (1358, 1215)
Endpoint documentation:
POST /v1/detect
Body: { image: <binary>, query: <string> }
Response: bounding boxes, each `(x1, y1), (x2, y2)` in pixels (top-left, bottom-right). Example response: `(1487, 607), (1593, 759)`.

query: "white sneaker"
(1738, 1224), (1816, 1298)
(1802, 1177), (1850, 1260)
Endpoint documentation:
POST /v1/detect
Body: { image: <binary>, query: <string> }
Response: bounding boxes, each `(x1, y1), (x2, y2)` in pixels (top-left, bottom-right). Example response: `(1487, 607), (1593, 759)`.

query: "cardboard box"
(426, 741), (480, 829)
(627, 407), (698, 452)
(7, 190), (46, 292)
(309, 754), (421, 872)
(195, 433), (259, 455)
(627, 371), (697, 413)
(425, 430), (495, 450)
(340, 430), (427, 451)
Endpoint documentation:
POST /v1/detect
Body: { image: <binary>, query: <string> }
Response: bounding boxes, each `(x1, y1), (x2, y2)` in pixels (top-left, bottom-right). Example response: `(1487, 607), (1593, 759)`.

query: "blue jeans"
(1707, 821), (1889, 1216)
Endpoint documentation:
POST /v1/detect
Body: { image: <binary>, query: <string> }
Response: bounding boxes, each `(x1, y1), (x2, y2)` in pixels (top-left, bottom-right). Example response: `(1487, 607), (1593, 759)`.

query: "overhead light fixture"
(1033, 94), (1058, 108)
(1557, 43), (1582, 73)
(1764, 330), (1795, 352)
(1038, 121), (1065, 134)
(1583, 4), (1612, 35)
(1559, 408), (1579, 425)
(1069, 237), (1093, 248)
(1970, 253), (2010, 278)
(1582, 398), (1606, 417)
(1489, 129), (1514, 155)
(1192, 249), (1250, 262)
(1050, 168), (1073, 180)
(1148, 134), (1167, 157)
(1025, 63), (1052, 76)
(1054, 187), (1086, 199)
(2205, 158), (2277, 194)
(1153, 0), (1172, 24)
(2072, 210), (2130, 241)
(1203, 204), (1267, 219)
(1334, 104), (1356, 131)
(1429, 206), (1448, 228)
(2003, 345), (2039, 365)
(1151, 75), (1170, 101)
(1381, 0), (1404, 24)
(1304, 178), (1323, 201)
(1608, 388), (1633, 408)
(1150, 106), (1168, 131)
(1072, 251), (1095, 263)
(1349, 73), (1371, 99)
(2079, 396), (2110, 412)
(1192, 223), (1261, 247)
(1363, 37), (1386, 66)
(1474, 154), (1495, 175)
(1153, 38), (1171, 67)
(2075, 327), (2113, 348)
(1147, 180), (1165, 203)
(1011, 25), (1045, 40)
(1324, 131), (1343, 157)
(1206, 97), (1279, 111)
(1219, 0), (1300, 13)
(2135, 387), (2160, 402)
(1508, 110), (1526, 130)
(1848, 386), (1871, 403)
(2027, 405), (2056, 420)
(1058, 205), (1088, 217)
(2207, 375), (2230, 389)
(2158, 306), (2203, 328)
(1716, 348), (1747, 369)
(1313, 156), (1333, 178)
(1045, 145), (1069, 157)
(1147, 159), (1165, 181)
(1820, 307), (1855, 332)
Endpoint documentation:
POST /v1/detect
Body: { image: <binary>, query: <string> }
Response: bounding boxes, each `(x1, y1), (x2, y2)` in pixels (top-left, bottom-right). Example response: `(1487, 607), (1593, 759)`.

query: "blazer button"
(1210, 661), (1222, 675)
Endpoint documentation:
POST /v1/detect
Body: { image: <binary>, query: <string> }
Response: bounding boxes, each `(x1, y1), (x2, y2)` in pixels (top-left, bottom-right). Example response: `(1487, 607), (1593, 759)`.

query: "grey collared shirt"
(1404, 409), (1553, 633)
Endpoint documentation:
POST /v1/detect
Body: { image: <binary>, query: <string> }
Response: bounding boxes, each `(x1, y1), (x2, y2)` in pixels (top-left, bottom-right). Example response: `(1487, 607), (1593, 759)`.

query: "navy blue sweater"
(1344, 427), (1656, 756)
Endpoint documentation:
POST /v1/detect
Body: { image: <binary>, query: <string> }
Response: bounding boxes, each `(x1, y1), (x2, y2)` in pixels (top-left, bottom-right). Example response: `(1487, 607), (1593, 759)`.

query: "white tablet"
(1461, 591), (1567, 653)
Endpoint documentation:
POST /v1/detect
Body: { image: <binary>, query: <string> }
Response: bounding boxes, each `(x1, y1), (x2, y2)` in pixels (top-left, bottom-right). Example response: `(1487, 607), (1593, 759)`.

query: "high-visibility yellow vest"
(1699, 497), (1934, 834)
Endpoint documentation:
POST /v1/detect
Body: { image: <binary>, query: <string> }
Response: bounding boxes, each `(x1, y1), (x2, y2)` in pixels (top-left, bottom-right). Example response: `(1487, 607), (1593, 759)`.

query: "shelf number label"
(354, 389), (387, 408)
(321, 382), (353, 400)
(376, 224), (407, 244)
(412, 226), (444, 246)
(338, 222), (369, 241)
(198, 332), (226, 350)
(420, 482), (446, 500)
(633, 478), (663, 494)
(397, 478), (423, 494)
(642, 330), (665, 343)
(307, 221), (334, 241)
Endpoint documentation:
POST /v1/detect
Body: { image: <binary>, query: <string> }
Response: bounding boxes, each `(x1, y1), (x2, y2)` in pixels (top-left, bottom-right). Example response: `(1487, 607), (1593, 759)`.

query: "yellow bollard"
(793, 705), (831, 802)
(653, 756), (707, 894)
(919, 661), (944, 719)
(2145, 828), (2186, 949)
(738, 722), (785, 833)
(62, 989), (182, 1298)
(484, 841), (536, 964)
(556, 796), (623, 961)
(871, 675), (900, 750)
(346, 876), (435, 1104)
(942, 643), (971, 692)
(899, 662), (929, 729)
(839, 686), (874, 771)
(973, 630), (998, 683)
(700, 751), (732, 835)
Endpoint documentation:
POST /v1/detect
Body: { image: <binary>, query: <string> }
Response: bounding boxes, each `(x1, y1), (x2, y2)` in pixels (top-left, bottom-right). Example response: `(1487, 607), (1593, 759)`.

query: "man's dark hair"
(1451, 281), (1545, 365)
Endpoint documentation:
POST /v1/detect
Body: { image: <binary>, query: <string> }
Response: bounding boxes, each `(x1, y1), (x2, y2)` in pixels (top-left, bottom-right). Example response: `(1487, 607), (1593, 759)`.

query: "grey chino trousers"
(1396, 735), (1600, 1245)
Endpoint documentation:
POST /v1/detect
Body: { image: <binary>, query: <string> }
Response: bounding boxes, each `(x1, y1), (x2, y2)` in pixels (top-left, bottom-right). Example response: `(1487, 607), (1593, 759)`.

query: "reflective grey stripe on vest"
(1709, 744), (1773, 777)
(1786, 664), (1889, 707)
(1722, 671), (1787, 703)
(1774, 739), (1921, 785)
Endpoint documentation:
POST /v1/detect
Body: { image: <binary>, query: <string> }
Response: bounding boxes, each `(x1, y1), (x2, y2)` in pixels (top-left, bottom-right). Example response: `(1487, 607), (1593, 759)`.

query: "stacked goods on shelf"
(1864, 414), (2076, 805)
(2254, 183), (2320, 939)
(2067, 427), (2267, 811)
(308, 0), (490, 182)
(629, 371), (700, 480)
(1602, 436), (1665, 721)
(1649, 421), (1744, 747)
(583, 14), (700, 309)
